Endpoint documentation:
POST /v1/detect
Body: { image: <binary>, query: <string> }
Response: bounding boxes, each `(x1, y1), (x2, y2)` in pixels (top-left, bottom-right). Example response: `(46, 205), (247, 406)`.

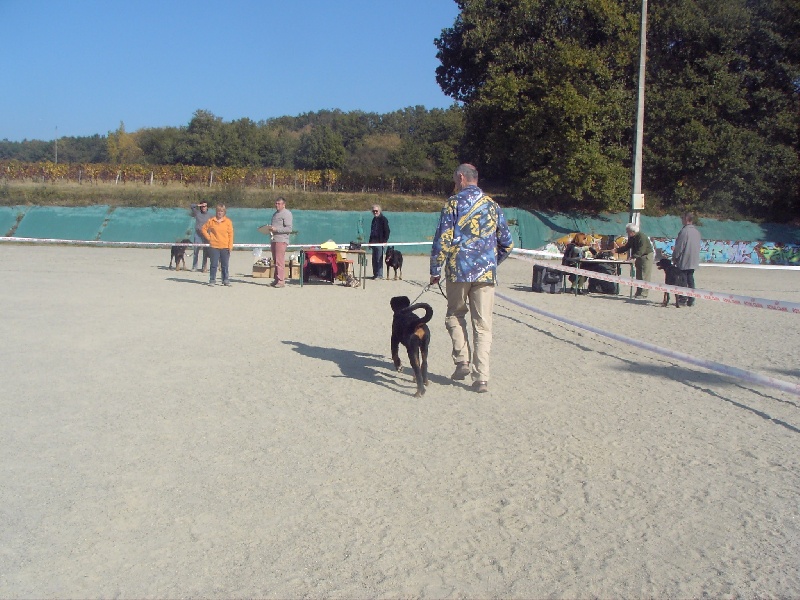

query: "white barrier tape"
(0, 236), (432, 250)
(510, 248), (800, 270)
(511, 253), (800, 314)
(496, 291), (800, 397)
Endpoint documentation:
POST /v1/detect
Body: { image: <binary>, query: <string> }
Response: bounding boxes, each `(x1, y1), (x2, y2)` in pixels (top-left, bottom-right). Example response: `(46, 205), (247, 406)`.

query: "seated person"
(562, 233), (597, 293)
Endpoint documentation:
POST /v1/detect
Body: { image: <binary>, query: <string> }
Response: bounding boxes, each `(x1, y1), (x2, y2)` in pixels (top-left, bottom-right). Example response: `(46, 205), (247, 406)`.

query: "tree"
(183, 110), (225, 166)
(436, 0), (639, 211)
(295, 125), (346, 170)
(645, 0), (800, 219)
(106, 122), (143, 164)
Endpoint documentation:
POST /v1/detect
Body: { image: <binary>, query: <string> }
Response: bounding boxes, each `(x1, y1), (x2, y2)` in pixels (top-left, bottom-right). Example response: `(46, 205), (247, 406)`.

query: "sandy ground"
(1, 244), (799, 599)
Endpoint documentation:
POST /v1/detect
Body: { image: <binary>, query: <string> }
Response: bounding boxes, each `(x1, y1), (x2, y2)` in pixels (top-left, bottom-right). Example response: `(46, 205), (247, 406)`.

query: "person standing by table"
(202, 204), (234, 287)
(189, 200), (212, 272)
(267, 197), (293, 288)
(369, 204), (390, 279)
(672, 212), (702, 306)
(429, 163), (513, 394)
(614, 223), (654, 299)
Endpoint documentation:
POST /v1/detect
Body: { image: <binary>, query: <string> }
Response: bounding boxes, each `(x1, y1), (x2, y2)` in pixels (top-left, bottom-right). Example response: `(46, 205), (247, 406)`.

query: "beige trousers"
(445, 281), (495, 382)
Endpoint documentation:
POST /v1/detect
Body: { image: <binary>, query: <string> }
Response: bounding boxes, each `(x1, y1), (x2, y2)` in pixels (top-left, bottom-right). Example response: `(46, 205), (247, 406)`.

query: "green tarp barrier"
(2, 206), (798, 253)
(0, 206), (28, 237)
(13, 205), (109, 241)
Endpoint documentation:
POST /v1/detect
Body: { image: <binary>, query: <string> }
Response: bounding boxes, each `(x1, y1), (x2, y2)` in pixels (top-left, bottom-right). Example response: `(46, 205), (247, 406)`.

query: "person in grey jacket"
(266, 197), (293, 288)
(190, 201), (212, 271)
(672, 212), (702, 306)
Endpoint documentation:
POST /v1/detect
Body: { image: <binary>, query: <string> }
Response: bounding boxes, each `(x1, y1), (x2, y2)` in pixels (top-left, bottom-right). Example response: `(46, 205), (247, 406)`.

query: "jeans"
(208, 248), (230, 283)
(192, 232), (208, 270)
(445, 281), (495, 382)
(371, 245), (384, 277)
(679, 269), (696, 305)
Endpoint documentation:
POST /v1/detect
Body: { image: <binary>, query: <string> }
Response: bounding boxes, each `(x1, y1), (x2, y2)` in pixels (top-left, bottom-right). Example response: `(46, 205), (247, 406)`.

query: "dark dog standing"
(169, 239), (191, 271)
(385, 247), (403, 280)
(390, 296), (433, 397)
(656, 258), (688, 308)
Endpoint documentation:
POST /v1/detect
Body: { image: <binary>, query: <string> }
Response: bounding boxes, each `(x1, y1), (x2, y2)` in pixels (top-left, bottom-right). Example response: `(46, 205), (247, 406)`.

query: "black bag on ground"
(532, 265), (563, 293)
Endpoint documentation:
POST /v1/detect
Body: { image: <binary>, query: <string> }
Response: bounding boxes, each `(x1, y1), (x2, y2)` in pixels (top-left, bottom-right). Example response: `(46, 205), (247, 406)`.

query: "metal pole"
(630, 0), (647, 227)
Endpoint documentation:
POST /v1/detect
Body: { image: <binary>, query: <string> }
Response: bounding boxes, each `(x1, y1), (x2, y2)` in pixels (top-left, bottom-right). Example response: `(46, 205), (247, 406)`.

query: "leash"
(410, 284), (431, 305)
(410, 280), (448, 305)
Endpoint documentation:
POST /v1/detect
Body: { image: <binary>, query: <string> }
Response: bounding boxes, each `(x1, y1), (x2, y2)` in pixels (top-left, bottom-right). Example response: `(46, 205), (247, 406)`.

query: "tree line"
(2, 0), (798, 221)
(0, 107), (464, 196)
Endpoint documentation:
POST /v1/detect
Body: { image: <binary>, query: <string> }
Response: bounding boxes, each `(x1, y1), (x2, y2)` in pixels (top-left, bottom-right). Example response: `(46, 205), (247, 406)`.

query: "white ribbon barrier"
(0, 236), (431, 250)
(496, 291), (800, 397)
(510, 250), (800, 314)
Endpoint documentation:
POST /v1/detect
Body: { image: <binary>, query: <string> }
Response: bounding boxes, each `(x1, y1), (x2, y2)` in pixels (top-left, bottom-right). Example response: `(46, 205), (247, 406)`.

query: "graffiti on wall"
(547, 233), (800, 265)
(653, 239), (800, 266)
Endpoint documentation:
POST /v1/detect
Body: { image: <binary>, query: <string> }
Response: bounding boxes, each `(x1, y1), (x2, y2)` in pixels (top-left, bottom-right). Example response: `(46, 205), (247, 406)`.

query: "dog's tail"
(403, 302), (433, 327)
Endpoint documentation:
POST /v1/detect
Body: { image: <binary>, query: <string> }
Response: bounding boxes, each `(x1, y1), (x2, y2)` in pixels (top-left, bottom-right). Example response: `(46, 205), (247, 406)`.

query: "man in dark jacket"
(369, 204), (390, 279)
(615, 223), (654, 298)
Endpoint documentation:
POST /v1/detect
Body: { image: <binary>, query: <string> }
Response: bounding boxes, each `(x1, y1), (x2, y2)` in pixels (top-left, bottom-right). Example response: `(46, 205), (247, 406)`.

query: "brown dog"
(169, 239), (191, 271)
(390, 295), (432, 397)
(656, 258), (688, 307)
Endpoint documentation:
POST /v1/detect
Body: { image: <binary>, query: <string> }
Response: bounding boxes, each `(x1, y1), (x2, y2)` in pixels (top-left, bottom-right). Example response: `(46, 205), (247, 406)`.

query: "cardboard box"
(253, 261), (300, 280)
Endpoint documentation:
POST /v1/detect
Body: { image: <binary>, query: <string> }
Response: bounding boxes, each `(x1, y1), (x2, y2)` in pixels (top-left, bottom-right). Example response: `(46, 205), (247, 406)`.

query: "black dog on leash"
(656, 258), (688, 308)
(169, 239), (191, 271)
(385, 246), (403, 280)
(390, 296), (433, 397)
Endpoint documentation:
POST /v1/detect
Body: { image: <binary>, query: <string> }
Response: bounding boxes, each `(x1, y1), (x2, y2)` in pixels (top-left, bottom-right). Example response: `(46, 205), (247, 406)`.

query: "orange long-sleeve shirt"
(202, 217), (234, 250)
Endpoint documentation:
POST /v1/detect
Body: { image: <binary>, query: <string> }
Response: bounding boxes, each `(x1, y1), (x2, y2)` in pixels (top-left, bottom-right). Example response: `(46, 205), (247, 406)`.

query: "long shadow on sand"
(283, 340), (458, 396)
(497, 305), (800, 433)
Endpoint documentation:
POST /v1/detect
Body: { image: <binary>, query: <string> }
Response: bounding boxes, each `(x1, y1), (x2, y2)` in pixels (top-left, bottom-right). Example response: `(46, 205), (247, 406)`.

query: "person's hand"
(430, 275), (440, 285)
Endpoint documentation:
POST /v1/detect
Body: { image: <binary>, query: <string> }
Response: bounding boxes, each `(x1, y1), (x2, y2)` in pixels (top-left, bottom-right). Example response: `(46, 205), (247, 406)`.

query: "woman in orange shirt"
(201, 204), (234, 286)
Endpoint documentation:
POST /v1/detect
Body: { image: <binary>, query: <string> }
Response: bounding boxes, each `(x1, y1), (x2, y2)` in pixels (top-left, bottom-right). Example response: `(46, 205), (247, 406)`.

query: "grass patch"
(0, 181), (449, 212)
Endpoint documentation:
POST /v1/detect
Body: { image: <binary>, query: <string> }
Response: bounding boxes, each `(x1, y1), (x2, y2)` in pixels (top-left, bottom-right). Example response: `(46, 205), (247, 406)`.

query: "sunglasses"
(372, 210), (379, 213)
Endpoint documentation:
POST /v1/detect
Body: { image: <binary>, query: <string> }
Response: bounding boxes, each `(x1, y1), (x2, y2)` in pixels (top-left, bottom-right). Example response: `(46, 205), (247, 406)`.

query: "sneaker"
(270, 281), (285, 288)
(207, 281), (216, 287)
(223, 281), (232, 287)
(451, 362), (471, 380)
(472, 380), (489, 393)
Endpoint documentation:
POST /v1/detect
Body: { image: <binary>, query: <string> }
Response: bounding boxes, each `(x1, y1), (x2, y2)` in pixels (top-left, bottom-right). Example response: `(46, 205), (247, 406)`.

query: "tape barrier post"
(496, 291), (800, 398)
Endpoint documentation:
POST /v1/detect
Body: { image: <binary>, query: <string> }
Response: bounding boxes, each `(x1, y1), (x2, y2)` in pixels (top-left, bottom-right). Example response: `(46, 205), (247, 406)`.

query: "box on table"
(252, 260), (300, 280)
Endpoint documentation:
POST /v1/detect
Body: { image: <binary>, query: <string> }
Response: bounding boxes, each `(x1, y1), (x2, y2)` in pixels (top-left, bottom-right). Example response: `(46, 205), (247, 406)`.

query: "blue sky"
(0, 0), (460, 142)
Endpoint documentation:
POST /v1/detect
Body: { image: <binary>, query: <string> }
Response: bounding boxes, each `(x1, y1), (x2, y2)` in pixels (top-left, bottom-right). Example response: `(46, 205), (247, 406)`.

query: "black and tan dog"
(169, 239), (191, 271)
(385, 246), (403, 280)
(390, 295), (432, 397)
(656, 258), (688, 307)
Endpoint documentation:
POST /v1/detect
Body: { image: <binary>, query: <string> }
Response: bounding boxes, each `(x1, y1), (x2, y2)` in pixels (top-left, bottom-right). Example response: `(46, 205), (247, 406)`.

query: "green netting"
(225, 208), (274, 245)
(101, 207), (193, 243)
(0, 206), (28, 236)
(4, 206), (798, 250)
(13, 206), (109, 241)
